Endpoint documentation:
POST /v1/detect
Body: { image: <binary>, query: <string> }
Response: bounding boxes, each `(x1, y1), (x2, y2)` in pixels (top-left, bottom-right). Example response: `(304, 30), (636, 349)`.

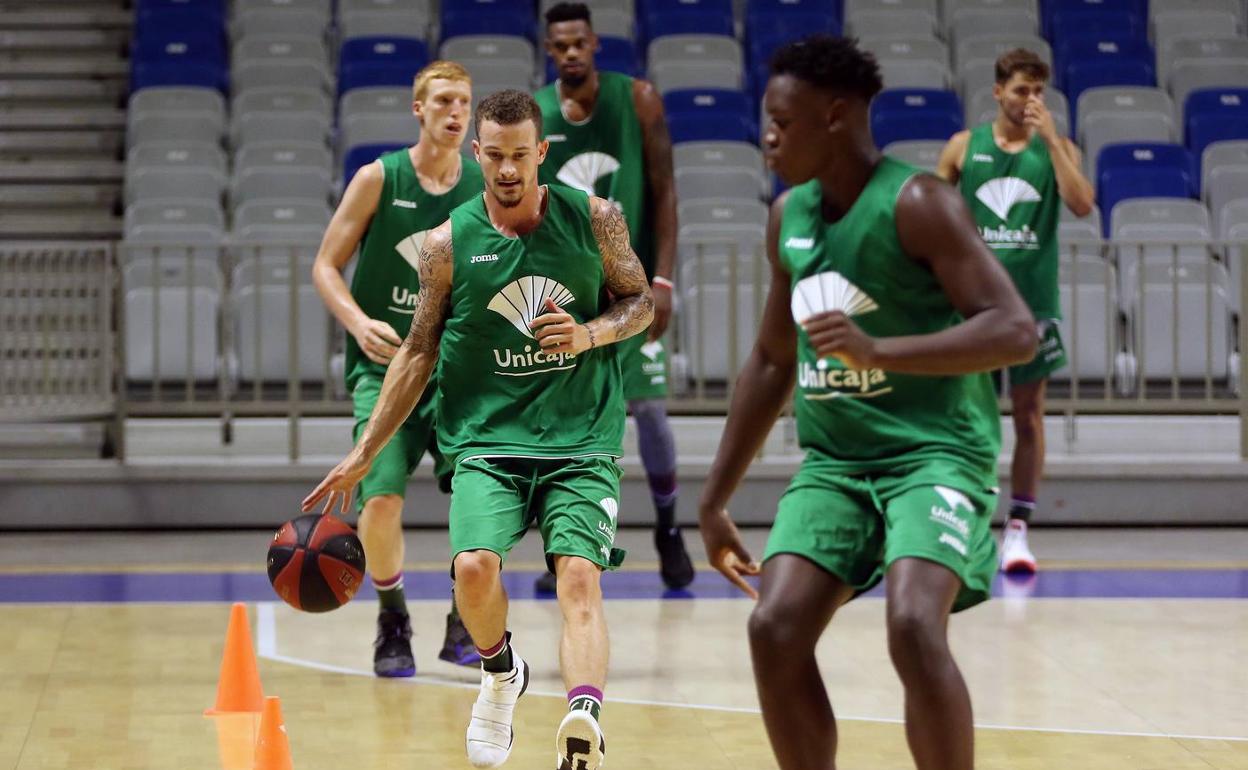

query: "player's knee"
(361, 495), (403, 524)
(1012, 406), (1043, 442)
(453, 551), (499, 594)
(629, 398), (669, 434)
(555, 558), (601, 607)
(747, 601), (808, 654)
(885, 604), (948, 672)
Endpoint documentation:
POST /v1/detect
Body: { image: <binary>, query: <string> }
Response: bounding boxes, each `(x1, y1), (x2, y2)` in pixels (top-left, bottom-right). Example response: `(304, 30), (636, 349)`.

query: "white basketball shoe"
(1000, 519), (1037, 574)
(555, 709), (606, 770)
(466, 652), (529, 768)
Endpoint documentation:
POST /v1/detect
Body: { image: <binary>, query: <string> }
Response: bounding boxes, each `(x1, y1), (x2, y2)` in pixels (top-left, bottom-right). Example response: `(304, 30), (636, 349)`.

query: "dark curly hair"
(475, 89), (544, 136)
(545, 2), (591, 27)
(770, 35), (883, 102)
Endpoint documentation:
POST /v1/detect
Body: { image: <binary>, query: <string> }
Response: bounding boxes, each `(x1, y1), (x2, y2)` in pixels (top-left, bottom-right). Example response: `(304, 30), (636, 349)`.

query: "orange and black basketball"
(267, 514), (366, 613)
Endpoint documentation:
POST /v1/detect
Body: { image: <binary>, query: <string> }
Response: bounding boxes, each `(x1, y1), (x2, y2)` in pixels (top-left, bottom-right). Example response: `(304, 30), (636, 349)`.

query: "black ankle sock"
(480, 634), (514, 673)
(376, 582), (407, 613)
(655, 501), (677, 532)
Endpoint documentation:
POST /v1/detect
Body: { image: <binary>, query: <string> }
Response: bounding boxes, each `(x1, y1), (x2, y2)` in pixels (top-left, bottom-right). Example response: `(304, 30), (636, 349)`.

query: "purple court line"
(0, 568), (1246, 603)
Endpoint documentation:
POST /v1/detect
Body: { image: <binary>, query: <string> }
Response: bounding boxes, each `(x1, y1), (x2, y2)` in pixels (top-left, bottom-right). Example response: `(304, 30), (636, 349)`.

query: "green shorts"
(1001, 320), (1067, 387)
(618, 333), (668, 401)
(764, 456), (999, 612)
(448, 455), (628, 572)
(351, 373), (450, 511)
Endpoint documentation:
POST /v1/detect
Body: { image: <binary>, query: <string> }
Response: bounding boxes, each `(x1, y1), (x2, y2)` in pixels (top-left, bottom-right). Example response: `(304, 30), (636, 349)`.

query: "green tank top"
(958, 123), (1061, 319)
(437, 185), (625, 464)
(534, 71), (654, 277)
(345, 149), (484, 390)
(779, 157), (1001, 477)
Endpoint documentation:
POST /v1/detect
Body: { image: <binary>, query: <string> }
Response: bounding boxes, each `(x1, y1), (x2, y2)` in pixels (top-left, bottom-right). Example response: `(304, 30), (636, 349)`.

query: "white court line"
(253, 603), (1248, 744)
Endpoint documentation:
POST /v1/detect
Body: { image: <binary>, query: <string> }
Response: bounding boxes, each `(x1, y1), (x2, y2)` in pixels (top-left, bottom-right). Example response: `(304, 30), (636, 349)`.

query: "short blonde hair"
(412, 60), (472, 103)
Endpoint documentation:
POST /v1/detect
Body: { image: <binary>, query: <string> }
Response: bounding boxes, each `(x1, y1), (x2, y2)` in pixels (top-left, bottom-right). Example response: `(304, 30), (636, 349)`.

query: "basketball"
(266, 514), (366, 613)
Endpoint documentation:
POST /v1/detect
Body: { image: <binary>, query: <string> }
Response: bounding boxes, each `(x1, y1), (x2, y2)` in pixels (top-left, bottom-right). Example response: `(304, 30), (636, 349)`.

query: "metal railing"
(4, 237), (1248, 458)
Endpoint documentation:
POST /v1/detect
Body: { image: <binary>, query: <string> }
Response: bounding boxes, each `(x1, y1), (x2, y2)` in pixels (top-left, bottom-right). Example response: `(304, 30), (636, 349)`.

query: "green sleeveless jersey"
(958, 123), (1061, 319)
(533, 72), (654, 277)
(437, 185), (625, 464)
(780, 157), (1001, 477)
(345, 149), (484, 390)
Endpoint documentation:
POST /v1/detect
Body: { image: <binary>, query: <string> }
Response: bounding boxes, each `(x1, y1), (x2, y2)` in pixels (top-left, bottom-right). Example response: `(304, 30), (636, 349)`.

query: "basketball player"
(310, 61), (482, 676)
(936, 49), (1095, 573)
(697, 37), (1036, 770)
(304, 90), (653, 770)
(532, 2), (694, 593)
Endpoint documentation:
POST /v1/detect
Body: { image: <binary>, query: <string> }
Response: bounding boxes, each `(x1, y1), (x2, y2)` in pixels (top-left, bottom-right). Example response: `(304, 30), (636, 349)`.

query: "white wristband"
(652, 276), (675, 291)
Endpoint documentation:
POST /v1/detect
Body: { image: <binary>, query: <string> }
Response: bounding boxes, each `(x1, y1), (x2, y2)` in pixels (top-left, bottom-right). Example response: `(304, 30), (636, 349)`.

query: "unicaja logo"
(487, 275), (579, 377)
(975, 177), (1041, 221)
(556, 152), (619, 196)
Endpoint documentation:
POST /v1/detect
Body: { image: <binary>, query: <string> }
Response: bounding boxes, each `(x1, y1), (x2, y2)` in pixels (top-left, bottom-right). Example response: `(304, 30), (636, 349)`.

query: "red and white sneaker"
(999, 519), (1037, 574)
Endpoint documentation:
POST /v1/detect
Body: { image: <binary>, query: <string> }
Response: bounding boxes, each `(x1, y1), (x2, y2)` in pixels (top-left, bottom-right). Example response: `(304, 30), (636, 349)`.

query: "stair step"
(0, 57), (129, 79)
(0, 183), (120, 208)
(0, 78), (126, 106)
(0, 212), (122, 239)
(0, 130), (123, 157)
(0, 30), (127, 53)
(0, 108), (125, 130)
(0, 9), (133, 30)
(0, 160), (123, 183)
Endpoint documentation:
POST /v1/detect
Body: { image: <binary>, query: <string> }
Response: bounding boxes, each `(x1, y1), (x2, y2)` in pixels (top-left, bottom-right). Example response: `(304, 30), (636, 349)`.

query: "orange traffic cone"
(254, 696), (294, 770)
(205, 602), (265, 715)
(210, 712), (260, 770)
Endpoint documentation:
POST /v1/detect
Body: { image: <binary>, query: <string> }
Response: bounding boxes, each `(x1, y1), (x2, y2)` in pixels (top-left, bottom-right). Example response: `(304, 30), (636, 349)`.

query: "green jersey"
(345, 149), (484, 390)
(779, 157), (1001, 477)
(958, 122), (1061, 319)
(437, 185), (625, 465)
(534, 71), (654, 277)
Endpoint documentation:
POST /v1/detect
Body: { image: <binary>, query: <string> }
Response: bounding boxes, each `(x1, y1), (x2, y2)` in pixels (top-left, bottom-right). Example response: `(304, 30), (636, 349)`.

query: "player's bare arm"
(310, 161), (405, 365)
(1024, 99), (1095, 216)
(531, 196), (655, 354)
(803, 175), (1034, 375)
(935, 129), (970, 184)
(633, 78), (678, 340)
(302, 222), (454, 515)
(696, 194), (797, 599)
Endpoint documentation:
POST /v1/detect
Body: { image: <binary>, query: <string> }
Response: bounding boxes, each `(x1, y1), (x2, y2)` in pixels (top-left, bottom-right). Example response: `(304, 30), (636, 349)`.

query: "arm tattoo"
(403, 228), (453, 355)
(590, 198), (655, 345)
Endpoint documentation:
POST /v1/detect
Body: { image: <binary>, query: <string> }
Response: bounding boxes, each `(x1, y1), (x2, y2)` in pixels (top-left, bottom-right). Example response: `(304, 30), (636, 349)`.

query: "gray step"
(0, 130), (123, 157)
(0, 58), (128, 79)
(0, 183), (120, 208)
(0, 160), (123, 183)
(0, 9), (132, 30)
(0, 108), (125, 130)
(0, 212), (122, 239)
(0, 78), (126, 106)
(0, 30), (127, 53)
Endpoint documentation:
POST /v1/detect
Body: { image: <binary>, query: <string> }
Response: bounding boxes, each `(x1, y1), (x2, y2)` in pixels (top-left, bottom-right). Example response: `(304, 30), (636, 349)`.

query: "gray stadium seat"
(860, 36), (949, 66)
(678, 238), (769, 381)
(675, 167), (768, 203)
(1077, 87), (1175, 180)
(232, 60), (332, 95)
(233, 0), (331, 19)
(1053, 254), (1118, 382)
(123, 200), (225, 244)
(649, 37), (744, 94)
(231, 258), (332, 382)
(232, 36), (328, 69)
(879, 59), (951, 89)
(944, 0), (1037, 28)
(338, 113), (421, 159)
(126, 113), (223, 150)
(1121, 259), (1232, 380)
(1169, 61), (1248, 110)
(1217, 198), (1248, 308)
(459, 61), (538, 90)
(1152, 7), (1242, 55)
(1208, 166), (1248, 236)
(233, 87), (332, 120)
(1112, 198), (1212, 259)
(125, 142), (227, 184)
(234, 142), (332, 177)
(948, 8), (1039, 50)
(125, 168), (225, 207)
(579, 7), (632, 39)
(967, 86), (1069, 136)
(1160, 37), (1248, 86)
(231, 167), (332, 206)
(231, 9), (329, 41)
(232, 200), (331, 244)
(234, 111), (332, 149)
(124, 259), (221, 382)
(883, 139), (945, 171)
(678, 199), (768, 230)
(338, 86), (411, 119)
(440, 35), (535, 68)
(673, 141), (768, 196)
(954, 34), (1050, 72)
(1202, 140), (1248, 201)
(128, 87), (225, 124)
(339, 10), (428, 40)
(846, 9), (939, 39)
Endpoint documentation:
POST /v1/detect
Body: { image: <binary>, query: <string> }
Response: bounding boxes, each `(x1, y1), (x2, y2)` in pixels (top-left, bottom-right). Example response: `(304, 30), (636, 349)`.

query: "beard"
(560, 70), (587, 88)
(490, 185), (524, 208)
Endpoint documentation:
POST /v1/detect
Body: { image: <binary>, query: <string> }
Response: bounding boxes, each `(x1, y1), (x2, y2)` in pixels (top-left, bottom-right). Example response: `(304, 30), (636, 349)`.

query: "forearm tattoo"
(591, 198), (655, 345)
(403, 228), (453, 355)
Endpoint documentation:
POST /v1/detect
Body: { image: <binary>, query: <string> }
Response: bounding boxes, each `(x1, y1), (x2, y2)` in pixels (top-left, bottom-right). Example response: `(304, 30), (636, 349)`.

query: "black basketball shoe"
(655, 526), (695, 590)
(534, 570), (558, 595)
(374, 608), (416, 678)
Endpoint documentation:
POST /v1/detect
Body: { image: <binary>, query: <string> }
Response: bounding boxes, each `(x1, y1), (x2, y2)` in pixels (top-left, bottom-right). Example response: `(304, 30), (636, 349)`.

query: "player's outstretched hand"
(802, 311), (878, 371)
(302, 450), (372, 516)
(353, 318), (403, 365)
(530, 298), (591, 355)
(648, 283), (672, 341)
(698, 508), (760, 599)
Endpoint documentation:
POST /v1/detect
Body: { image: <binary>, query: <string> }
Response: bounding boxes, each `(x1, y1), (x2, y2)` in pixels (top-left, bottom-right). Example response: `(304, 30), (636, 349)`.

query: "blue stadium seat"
(639, 0), (734, 47)
(1059, 39), (1155, 126)
(130, 28), (228, 92)
(869, 89), (962, 149)
(343, 143), (405, 185)
(441, 8), (536, 43)
(664, 89), (755, 143)
(338, 37), (429, 95)
(134, 6), (225, 39)
(544, 36), (638, 83)
(1048, 9), (1146, 46)
(1096, 143), (1195, 236)
(1186, 88), (1248, 185)
(1041, 0), (1146, 40)
(745, 0), (841, 43)
(746, 21), (841, 101)
(134, 0), (225, 26)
